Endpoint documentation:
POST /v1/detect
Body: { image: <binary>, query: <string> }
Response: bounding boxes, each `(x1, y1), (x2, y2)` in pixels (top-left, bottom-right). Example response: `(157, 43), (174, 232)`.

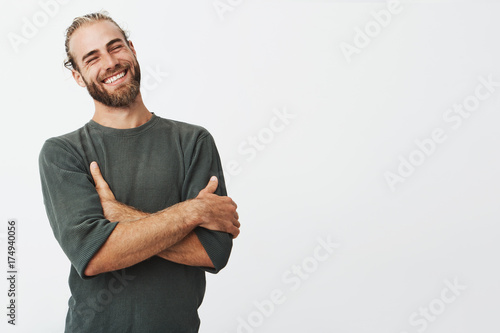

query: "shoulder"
(41, 126), (84, 150)
(39, 126), (88, 163)
(155, 116), (212, 142)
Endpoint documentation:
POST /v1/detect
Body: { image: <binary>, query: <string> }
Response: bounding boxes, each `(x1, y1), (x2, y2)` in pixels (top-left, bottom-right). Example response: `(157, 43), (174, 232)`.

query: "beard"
(82, 58), (141, 108)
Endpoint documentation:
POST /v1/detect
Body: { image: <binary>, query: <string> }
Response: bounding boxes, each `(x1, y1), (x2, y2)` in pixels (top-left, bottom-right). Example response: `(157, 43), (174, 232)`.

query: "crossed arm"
(84, 161), (240, 277)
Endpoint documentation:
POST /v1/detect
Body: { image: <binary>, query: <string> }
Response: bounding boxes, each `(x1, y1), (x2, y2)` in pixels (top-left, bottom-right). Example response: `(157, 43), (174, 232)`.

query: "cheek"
(87, 70), (101, 84)
(79, 71), (95, 87)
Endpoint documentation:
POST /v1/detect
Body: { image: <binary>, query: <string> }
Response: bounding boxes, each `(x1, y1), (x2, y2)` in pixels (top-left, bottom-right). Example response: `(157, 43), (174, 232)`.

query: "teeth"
(104, 71), (126, 84)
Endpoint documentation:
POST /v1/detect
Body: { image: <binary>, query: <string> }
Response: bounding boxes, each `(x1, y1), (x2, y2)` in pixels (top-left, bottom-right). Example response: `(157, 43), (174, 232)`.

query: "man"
(39, 12), (240, 332)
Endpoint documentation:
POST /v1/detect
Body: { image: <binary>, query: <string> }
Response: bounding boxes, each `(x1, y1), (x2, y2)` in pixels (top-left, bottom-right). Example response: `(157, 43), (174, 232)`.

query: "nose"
(101, 52), (120, 71)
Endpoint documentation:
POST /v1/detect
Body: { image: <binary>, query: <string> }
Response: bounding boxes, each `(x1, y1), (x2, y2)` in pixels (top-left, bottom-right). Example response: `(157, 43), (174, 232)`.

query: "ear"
(72, 69), (86, 88)
(128, 40), (137, 56)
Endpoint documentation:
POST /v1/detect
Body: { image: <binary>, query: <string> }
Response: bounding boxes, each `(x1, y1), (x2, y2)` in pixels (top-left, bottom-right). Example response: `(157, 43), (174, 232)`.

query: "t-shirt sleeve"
(182, 130), (233, 274)
(39, 139), (117, 279)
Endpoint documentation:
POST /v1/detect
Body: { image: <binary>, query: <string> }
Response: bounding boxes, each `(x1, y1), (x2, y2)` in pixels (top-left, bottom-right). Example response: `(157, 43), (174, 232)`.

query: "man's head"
(64, 12), (141, 108)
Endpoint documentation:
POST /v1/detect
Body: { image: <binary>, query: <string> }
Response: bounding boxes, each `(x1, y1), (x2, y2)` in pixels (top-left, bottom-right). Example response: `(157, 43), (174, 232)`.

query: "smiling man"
(39, 12), (240, 332)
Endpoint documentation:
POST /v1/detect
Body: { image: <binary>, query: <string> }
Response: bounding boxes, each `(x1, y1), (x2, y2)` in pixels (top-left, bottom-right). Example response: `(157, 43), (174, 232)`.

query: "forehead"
(69, 20), (126, 60)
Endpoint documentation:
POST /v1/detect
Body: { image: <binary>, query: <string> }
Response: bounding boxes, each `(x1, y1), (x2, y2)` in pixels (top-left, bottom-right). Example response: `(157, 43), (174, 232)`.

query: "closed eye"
(86, 57), (98, 65)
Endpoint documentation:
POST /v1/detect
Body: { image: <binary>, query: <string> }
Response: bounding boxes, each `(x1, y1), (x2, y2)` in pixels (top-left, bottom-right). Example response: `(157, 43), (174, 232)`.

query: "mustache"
(99, 64), (131, 82)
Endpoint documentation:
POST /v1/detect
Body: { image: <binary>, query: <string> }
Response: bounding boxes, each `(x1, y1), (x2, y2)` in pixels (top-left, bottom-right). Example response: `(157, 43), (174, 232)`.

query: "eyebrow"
(81, 38), (125, 64)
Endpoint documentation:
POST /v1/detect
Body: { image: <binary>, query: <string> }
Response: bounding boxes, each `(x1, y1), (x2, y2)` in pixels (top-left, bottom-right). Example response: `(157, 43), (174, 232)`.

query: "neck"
(91, 93), (152, 129)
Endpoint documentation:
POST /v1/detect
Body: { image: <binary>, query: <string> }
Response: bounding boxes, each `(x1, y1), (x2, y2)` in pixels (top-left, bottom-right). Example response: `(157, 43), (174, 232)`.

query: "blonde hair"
(63, 11), (129, 71)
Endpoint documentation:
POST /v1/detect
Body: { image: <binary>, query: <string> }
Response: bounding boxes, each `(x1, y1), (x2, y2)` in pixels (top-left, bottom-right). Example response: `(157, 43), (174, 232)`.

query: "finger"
(227, 197), (237, 209)
(200, 176), (218, 195)
(231, 227), (240, 239)
(90, 161), (106, 187)
(90, 161), (115, 200)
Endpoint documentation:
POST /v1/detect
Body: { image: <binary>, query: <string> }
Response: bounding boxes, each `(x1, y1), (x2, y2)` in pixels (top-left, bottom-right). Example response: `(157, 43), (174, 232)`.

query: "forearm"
(86, 162), (239, 276)
(104, 201), (213, 267)
(101, 198), (149, 223)
(156, 231), (214, 268)
(111, 203), (214, 267)
(84, 200), (198, 276)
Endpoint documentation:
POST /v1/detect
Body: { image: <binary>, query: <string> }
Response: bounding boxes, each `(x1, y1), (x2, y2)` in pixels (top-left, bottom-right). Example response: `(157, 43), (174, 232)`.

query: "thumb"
(90, 161), (115, 201)
(90, 161), (107, 189)
(201, 176), (218, 194)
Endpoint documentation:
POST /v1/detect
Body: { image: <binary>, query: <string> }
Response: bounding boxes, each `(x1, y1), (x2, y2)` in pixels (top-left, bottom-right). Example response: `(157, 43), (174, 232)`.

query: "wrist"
(180, 199), (202, 229)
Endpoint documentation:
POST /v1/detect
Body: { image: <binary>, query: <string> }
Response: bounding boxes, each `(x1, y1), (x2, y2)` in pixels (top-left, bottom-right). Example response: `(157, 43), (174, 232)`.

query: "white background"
(1, 0), (499, 332)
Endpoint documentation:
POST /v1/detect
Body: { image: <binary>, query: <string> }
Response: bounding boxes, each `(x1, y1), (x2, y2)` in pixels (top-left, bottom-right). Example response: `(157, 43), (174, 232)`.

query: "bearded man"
(39, 12), (240, 332)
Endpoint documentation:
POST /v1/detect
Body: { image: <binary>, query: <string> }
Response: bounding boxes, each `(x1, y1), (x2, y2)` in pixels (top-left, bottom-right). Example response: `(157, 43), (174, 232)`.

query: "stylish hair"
(63, 11), (129, 71)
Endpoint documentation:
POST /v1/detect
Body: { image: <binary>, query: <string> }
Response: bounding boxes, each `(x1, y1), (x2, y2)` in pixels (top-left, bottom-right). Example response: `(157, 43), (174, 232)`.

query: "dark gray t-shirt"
(39, 114), (232, 332)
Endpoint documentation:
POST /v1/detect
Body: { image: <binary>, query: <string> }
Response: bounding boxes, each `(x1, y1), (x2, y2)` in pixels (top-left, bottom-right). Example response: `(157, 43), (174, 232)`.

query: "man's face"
(69, 21), (141, 108)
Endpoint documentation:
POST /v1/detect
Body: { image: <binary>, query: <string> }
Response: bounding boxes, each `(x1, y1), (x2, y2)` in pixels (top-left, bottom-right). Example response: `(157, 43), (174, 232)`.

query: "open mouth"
(102, 69), (128, 85)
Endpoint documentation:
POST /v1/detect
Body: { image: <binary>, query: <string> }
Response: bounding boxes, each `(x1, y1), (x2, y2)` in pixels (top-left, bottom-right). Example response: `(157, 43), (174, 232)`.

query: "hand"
(90, 161), (147, 222)
(90, 161), (116, 201)
(193, 176), (240, 238)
